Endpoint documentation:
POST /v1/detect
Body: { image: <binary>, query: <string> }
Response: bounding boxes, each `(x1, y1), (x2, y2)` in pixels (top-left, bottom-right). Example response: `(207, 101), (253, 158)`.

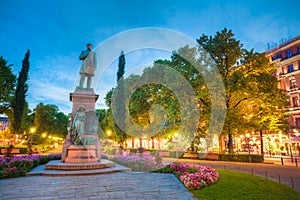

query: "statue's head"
(86, 43), (92, 50)
(77, 105), (85, 112)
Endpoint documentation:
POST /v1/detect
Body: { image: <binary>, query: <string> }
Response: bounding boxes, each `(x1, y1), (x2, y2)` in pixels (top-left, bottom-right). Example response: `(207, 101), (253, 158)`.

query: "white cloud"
(27, 54), (79, 113)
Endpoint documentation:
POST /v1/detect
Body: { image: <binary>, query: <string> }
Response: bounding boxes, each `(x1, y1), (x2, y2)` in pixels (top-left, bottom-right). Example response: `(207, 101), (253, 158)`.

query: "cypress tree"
(115, 51), (127, 145)
(11, 50), (30, 134)
(117, 51), (125, 81)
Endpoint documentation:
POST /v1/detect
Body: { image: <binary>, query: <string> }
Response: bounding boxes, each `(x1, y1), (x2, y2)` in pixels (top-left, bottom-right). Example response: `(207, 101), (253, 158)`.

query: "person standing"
(79, 43), (97, 89)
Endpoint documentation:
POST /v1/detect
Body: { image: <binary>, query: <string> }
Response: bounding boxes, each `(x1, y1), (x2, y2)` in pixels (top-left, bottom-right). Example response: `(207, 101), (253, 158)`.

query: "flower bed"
(109, 155), (164, 172)
(0, 154), (61, 179)
(155, 163), (219, 190)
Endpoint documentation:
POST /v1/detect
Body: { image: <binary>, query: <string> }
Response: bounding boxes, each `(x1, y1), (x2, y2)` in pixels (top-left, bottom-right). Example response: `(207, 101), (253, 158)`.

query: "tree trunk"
(152, 138), (155, 149)
(227, 133), (234, 154)
(260, 129), (264, 156)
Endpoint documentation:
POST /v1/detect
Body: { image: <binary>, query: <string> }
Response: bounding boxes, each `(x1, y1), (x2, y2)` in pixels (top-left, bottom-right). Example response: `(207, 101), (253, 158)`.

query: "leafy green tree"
(96, 108), (107, 138)
(0, 56), (16, 115)
(197, 29), (289, 153)
(21, 103), (34, 133)
(53, 112), (69, 138)
(103, 28), (289, 154)
(11, 50), (30, 134)
(34, 103), (58, 134)
(33, 103), (69, 138)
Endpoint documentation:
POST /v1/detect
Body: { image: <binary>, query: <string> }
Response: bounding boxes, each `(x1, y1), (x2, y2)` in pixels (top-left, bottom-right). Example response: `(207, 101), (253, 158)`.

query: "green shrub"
(102, 146), (118, 155)
(14, 146), (28, 154)
(127, 148), (185, 158)
(218, 154), (264, 163)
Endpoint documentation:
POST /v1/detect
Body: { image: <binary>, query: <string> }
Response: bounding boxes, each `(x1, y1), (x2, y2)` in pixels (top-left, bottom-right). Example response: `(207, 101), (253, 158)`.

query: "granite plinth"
(64, 145), (99, 163)
(70, 89), (99, 116)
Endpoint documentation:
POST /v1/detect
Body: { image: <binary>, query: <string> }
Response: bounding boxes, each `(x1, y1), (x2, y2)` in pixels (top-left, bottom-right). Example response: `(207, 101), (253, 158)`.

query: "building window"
(272, 54), (282, 61)
(288, 64), (294, 73)
(292, 97), (299, 107)
(286, 50), (292, 58)
(296, 118), (300, 128)
(290, 80), (297, 89)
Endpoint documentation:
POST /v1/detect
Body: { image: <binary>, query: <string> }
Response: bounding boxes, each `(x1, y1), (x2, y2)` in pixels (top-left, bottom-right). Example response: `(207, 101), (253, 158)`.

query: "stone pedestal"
(62, 88), (101, 163)
(70, 89), (99, 116)
(64, 145), (99, 163)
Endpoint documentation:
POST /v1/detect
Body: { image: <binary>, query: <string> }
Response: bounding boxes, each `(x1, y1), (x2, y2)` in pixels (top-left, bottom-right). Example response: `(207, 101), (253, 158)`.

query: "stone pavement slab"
(0, 172), (194, 200)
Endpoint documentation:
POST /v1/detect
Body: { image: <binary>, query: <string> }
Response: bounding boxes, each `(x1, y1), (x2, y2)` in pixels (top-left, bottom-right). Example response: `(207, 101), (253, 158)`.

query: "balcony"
(288, 87), (300, 94)
(279, 54), (300, 66)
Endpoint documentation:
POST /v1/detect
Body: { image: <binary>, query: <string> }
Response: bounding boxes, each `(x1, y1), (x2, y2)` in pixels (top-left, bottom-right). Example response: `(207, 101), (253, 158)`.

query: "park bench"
(182, 153), (199, 159)
(1, 148), (20, 154)
(203, 153), (219, 161)
(142, 151), (151, 156)
(159, 151), (170, 157)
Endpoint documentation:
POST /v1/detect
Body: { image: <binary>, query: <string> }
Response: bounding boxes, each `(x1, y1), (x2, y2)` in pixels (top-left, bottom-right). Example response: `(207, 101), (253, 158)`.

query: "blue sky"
(0, 0), (300, 114)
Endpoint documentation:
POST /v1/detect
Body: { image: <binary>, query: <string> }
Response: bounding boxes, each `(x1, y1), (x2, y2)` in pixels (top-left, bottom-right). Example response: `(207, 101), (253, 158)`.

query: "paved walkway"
(0, 172), (194, 200)
(167, 158), (300, 192)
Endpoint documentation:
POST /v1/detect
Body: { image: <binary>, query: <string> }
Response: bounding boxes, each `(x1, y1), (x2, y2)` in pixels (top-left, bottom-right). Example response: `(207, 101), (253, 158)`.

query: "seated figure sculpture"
(71, 105), (86, 145)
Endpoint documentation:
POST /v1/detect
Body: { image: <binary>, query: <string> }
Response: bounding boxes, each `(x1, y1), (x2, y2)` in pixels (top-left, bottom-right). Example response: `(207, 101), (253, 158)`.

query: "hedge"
(218, 154), (264, 163)
(126, 148), (185, 158)
(0, 146), (28, 154)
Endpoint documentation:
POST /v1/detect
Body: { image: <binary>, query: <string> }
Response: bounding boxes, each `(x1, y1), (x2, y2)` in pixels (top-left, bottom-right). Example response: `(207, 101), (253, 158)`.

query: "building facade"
(265, 36), (300, 156)
(265, 35), (300, 137)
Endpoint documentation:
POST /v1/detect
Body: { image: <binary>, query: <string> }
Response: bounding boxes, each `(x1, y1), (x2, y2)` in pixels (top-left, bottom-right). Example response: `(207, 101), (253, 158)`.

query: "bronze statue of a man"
(79, 43), (97, 89)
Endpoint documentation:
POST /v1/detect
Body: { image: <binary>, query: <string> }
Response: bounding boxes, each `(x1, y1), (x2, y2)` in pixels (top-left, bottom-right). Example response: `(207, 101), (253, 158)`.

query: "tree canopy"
(33, 103), (69, 138)
(0, 56), (16, 115)
(11, 50), (30, 134)
(102, 28), (289, 153)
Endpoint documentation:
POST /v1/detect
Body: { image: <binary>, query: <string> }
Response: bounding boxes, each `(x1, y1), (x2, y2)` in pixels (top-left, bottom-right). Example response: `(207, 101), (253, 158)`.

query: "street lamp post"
(246, 133), (251, 162)
(107, 130), (112, 139)
(174, 132), (178, 158)
(29, 127), (36, 154)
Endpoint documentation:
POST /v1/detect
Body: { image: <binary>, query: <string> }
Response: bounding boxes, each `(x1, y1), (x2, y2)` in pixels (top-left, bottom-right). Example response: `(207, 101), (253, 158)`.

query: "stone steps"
(27, 159), (131, 176)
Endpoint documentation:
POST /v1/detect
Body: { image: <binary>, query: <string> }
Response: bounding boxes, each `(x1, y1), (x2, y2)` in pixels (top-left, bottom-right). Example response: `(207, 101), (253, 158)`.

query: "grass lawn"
(191, 169), (300, 200)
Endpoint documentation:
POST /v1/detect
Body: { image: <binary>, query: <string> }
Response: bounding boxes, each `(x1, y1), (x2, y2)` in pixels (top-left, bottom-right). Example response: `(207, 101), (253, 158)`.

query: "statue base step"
(45, 159), (115, 170)
(27, 159), (131, 176)
(64, 145), (100, 163)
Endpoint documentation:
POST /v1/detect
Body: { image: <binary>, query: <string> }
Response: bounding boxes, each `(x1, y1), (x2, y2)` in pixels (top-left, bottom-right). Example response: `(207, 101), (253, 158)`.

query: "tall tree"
(11, 50), (30, 134)
(53, 112), (69, 138)
(33, 103), (69, 138)
(197, 29), (289, 153)
(0, 56), (16, 115)
(114, 51), (127, 145)
(117, 51), (125, 81)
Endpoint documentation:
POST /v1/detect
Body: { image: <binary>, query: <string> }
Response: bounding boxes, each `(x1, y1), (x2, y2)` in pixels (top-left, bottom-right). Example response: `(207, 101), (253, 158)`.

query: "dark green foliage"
(197, 29), (289, 153)
(34, 103), (69, 138)
(54, 112), (69, 137)
(126, 148), (185, 158)
(17, 146), (28, 154)
(218, 154), (264, 163)
(117, 51), (125, 81)
(11, 50), (30, 134)
(0, 56), (16, 115)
